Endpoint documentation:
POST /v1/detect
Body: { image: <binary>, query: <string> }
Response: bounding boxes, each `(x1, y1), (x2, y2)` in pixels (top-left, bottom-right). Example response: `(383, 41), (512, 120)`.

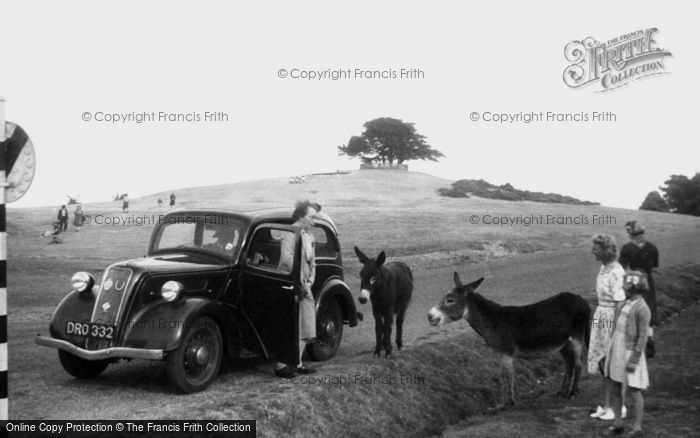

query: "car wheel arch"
(316, 279), (358, 327)
(170, 302), (239, 358)
(48, 290), (98, 340)
(123, 298), (236, 355)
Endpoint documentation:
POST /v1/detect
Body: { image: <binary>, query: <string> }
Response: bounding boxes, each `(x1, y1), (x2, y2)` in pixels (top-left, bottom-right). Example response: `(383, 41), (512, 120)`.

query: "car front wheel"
(166, 316), (223, 393)
(308, 299), (343, 361)
(58, 350), (109, 379)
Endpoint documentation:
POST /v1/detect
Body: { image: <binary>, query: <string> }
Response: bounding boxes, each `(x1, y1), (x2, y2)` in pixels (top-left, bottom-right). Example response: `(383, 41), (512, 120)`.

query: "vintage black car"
(35, 209), (359, 393)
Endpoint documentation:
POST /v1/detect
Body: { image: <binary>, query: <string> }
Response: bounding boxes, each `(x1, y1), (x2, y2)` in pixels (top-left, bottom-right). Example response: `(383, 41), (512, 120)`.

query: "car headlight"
(161, 281), (184, 302)
(71, 272), (95, 293)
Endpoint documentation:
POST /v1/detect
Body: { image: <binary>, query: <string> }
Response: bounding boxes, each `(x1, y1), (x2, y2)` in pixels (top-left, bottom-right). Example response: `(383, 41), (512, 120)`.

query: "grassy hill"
(9, 170), (700, 270)
(133, 169), (452, 211)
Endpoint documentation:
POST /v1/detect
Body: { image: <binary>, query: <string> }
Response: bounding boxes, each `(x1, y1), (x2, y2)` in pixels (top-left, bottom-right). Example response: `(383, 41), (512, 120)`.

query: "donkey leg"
(501, 367), (509, 407)
(373, 311), (383, 358)
(383, 311), (394, 358)
(395, 309), (405, 351)
(500, 355), (515, 406)
(558, 342), (574, 398)
(569, 337), (584, 398)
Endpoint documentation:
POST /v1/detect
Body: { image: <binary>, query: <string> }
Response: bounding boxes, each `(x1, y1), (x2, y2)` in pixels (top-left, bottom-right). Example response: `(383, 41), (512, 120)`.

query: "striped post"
(0, 95), (7, 420)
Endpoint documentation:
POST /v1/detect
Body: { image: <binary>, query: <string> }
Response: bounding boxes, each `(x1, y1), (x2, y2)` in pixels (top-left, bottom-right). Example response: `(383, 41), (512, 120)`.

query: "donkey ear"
(354, 246), (369, 264)
(377, 251), (386, 266)
(453, 272), (462, 287)
(465, 277), (485, 291)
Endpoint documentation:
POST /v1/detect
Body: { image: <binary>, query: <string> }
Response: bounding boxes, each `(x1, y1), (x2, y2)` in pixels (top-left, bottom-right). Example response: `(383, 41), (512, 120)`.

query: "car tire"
(166, 316), (223, 393)
(58, 350), (109, 379)
(308, 299), (343, 361)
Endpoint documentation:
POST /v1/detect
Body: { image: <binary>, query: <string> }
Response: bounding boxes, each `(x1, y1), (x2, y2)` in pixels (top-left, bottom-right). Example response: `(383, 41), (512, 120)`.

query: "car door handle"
(281, 285), (294, 290)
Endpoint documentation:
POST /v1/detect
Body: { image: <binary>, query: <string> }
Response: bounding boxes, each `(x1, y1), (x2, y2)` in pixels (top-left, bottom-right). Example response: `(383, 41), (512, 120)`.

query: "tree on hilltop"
(338, 117), (444, 166)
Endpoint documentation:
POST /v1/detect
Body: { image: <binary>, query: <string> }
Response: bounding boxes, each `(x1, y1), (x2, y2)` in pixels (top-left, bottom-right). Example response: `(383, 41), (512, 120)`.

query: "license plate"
(65, 321), (115, 340)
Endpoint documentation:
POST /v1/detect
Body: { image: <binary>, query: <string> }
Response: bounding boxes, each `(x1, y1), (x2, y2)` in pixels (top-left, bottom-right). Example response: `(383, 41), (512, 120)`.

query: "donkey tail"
(585, 307), (591, 348)
(581, 300), (592, 361)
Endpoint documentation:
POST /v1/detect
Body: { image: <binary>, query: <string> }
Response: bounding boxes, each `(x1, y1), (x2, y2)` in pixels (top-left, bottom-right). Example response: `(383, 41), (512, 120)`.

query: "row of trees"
(640, 173), (700, 216)
(338, 117), (443, 166)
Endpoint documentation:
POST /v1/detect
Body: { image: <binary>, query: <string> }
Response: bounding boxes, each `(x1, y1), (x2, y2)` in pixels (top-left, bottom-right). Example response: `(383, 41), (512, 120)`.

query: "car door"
(239, 224), (301, 366)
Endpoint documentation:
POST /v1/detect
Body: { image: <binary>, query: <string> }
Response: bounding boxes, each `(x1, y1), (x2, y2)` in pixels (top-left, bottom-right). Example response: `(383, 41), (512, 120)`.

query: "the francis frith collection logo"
(563, 28), (672, 92)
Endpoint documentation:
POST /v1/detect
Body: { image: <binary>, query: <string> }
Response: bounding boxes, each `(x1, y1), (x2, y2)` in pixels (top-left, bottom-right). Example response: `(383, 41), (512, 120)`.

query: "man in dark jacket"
(57, 205), (69, 232)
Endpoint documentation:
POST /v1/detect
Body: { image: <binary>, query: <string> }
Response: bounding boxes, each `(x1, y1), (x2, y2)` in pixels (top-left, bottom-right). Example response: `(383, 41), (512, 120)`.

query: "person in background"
(169, 192), (176, 207)
(42, 221), (63, 244)
(604, 271), (651, 437)
(73, 205), (84, 230)
(204, 226), (239, 255)
(589, 234), (627, 421)
(619, 221), (659, 358)
(57, 205), (69, 232)
(122, 194), (129, 213)
(157, 197), (163, 208)
(274, 200), (321, 378)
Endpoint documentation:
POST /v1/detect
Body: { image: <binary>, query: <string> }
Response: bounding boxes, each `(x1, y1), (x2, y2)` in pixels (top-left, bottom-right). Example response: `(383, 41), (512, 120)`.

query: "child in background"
(604, 271), (651, 437)
(41, 221), (63, 244)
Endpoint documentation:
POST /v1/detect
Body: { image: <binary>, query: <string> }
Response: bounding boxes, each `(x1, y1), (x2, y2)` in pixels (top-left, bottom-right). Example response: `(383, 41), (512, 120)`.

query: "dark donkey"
(427, 273), (590, 405)
(354, 247), (413, 358)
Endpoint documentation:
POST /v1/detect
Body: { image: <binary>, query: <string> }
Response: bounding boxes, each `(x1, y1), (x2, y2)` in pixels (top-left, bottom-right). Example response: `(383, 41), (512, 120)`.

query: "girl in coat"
(604, 270), (651, 437)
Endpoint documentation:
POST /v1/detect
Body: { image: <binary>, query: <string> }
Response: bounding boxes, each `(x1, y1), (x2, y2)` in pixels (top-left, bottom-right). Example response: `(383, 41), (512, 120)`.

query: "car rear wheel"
(58, 350), (109, 379)
(308, 299), (343, 361)
(166, 316), (223, 393)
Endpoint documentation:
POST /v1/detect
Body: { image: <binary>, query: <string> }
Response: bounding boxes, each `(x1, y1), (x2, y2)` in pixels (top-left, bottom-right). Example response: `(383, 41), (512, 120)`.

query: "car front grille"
(87, 267), (133, 349)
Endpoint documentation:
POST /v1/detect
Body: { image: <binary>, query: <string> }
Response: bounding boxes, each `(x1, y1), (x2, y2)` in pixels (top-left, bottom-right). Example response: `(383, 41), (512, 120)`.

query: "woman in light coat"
(274, 201), (321, 378)
(589, 234), (627, 421)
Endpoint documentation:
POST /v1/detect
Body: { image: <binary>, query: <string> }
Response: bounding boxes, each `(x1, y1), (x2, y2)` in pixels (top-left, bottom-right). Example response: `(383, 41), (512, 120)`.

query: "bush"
(640, 191), (669, 212)
(437, 188), (470, 198)
(438, 179), (598, 205)
(660, 174), (700, 216)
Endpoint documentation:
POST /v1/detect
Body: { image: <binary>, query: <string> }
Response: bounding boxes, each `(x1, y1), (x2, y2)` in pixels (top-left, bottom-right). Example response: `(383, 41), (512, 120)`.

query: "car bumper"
(35, 335), (164, 361)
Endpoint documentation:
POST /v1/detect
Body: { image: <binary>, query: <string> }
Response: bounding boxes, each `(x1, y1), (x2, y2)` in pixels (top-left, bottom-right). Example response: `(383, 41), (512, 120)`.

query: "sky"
(1, 1), (698, 209)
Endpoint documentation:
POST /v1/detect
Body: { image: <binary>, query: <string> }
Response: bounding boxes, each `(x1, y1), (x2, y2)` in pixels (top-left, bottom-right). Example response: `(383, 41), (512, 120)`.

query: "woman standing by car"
(274, 200), (321, 378)
(589, 234), (627, 421)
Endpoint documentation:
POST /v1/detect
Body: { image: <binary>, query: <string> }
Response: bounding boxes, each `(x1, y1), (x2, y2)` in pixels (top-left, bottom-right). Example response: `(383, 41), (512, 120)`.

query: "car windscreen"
(151, 214), (244, 260)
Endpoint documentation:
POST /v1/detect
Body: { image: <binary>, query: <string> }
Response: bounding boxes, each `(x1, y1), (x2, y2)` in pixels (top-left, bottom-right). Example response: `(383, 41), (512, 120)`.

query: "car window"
(201, 224), (240, 256)
(158, 222), (196, 248)
(246, 227), (295, 274)
(152, 214), (244, 260)
(312, 225), (337, 259)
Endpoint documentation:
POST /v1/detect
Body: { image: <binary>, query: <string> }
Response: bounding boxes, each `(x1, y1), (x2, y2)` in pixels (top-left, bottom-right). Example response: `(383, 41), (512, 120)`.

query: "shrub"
(438, 179), (598, 205)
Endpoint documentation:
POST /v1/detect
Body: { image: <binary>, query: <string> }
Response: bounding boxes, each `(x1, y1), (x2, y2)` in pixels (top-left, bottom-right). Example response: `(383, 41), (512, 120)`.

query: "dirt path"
(438, 304), (700, 438)
(9, 234), (700, 421)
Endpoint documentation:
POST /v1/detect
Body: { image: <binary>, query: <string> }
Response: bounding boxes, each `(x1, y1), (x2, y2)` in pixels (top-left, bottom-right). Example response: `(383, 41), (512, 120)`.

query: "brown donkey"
(354, 247), (413, 358)
(427, 273), (590, 405)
